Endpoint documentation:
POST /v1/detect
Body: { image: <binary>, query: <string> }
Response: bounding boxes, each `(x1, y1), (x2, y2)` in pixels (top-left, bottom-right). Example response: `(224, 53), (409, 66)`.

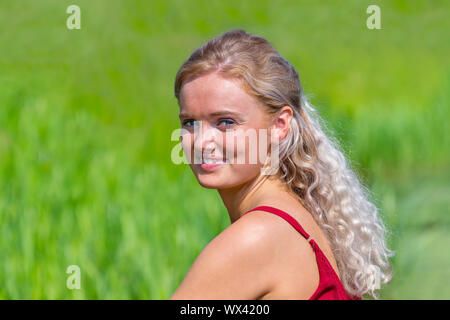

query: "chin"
(195, 172), (230, 189)
(197, 180), (222, 189)
(195, 170), (256, 191)
(192, 167), (232, 189)
(190, 163), (261, 190)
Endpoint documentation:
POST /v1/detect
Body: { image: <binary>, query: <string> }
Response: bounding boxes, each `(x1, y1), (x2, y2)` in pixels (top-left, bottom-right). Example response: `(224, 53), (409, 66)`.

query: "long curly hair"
(174, 29), (393, 299)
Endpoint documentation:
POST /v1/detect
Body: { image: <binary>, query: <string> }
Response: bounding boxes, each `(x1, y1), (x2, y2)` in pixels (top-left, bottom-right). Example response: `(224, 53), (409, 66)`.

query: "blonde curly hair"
(174, 29), (394, 299)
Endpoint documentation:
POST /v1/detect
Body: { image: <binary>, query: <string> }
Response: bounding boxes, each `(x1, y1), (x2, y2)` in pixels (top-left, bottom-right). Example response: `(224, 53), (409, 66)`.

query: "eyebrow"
(179, 110), (243, 120)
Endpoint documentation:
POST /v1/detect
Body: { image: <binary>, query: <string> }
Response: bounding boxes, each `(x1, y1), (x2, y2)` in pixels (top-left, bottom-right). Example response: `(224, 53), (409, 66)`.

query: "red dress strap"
(244, 205), (313, 243)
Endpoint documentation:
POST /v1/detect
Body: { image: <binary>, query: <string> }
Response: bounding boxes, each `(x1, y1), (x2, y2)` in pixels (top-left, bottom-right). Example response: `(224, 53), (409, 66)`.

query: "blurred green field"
(0, 0), (449, 299)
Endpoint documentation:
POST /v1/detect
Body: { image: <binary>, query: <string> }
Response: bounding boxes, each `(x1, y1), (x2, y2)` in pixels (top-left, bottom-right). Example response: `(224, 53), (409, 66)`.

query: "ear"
(270, 106), (293, 143)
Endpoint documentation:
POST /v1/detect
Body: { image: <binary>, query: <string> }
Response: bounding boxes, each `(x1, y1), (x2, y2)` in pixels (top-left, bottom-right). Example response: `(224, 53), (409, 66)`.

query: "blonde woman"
(170, 29), (393, 300)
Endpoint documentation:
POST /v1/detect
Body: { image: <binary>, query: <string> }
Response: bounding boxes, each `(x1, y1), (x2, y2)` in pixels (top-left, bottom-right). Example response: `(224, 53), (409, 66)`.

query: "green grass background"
(0, 0), (448, 299)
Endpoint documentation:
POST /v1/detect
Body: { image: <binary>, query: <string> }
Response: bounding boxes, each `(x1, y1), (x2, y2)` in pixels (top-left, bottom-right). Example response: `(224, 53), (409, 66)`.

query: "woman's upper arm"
(170, 215), (275, 300)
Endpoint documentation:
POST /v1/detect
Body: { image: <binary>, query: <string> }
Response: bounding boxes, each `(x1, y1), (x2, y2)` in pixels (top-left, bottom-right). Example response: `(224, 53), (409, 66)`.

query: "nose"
(193, 121), (221, 159)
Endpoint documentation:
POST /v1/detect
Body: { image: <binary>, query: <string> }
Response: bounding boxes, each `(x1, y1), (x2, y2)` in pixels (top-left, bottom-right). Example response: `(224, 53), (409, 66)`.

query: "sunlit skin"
(171, 72), (340, 299)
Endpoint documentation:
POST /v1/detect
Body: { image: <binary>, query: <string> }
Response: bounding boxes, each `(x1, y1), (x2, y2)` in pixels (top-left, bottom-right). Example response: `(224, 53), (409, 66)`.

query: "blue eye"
(218, 119), (235, 127)
(182, 120), (196, 127)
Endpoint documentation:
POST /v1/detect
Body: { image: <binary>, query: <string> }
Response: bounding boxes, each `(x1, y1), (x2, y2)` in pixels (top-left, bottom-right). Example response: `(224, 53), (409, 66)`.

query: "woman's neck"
(218, 173), (295, 224)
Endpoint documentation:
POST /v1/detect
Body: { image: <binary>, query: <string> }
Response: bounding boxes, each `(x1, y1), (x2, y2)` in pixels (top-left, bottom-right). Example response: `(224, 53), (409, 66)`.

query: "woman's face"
(178, 72), (274, 190)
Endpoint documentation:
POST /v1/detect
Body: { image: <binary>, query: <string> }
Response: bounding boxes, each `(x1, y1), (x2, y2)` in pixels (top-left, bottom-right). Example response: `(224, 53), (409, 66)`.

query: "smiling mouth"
(198, 156), (229, 171)
(202, 157), (228, 164)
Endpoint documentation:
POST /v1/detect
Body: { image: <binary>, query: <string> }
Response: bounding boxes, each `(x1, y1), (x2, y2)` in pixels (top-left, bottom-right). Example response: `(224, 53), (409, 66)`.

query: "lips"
(200, 156), (228, 171)
(202, 157), (227, 164)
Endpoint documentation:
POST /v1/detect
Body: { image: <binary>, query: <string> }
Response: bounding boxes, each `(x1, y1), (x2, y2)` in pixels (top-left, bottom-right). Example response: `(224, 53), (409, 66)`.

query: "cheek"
(224, 129), (267, 165)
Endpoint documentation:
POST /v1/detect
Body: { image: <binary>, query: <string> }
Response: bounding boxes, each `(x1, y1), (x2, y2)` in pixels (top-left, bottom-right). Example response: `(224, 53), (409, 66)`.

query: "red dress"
(244, 206), (361, 300)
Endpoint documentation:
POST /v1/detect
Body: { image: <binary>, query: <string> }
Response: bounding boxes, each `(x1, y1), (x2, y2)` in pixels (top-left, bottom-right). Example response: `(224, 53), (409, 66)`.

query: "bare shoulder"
(170, 211), (289, 299)
(240, 209), (321, 299)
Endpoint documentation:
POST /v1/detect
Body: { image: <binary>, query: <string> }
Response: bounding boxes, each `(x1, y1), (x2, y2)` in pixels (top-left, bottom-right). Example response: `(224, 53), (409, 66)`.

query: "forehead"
(179, 72), (257, 114)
